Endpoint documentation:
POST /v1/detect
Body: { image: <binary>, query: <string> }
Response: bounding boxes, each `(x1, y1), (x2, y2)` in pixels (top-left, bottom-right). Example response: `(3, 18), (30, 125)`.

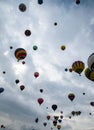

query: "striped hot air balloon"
(72, 61), (85, 74)
(84, 68), (94, 81)
(14, 48), (27, 61)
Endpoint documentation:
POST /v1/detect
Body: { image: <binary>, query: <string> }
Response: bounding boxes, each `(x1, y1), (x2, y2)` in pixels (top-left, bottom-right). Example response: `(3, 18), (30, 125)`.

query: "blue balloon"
(0, 88), (4, 93)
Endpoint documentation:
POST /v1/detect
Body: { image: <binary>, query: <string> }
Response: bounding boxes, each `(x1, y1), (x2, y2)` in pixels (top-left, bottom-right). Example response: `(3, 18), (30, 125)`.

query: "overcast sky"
(0, 0), (94, 130)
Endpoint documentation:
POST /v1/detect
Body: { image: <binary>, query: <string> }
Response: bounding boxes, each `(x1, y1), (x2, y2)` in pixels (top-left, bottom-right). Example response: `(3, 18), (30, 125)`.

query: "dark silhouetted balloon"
(3, 71), (6, 74)
(25, 30), (31, 36)
(19, 3), (26, 12)
(54, 22), (57, 26)
(0, 88), (4, 93)
(43, 122), (47, 127)
(20, 85), (25, 91)
(38, 0), (43, 4)
(15, 79), (20, 84)
(22, 61), (25, 64)
(68, 93), (75, 101)
(90, 102), (94, 107)
(40, 89), (43, 93)
(52, 104), (57, 111)
(75, 0), (80, 4)
(47, 115), (50, 120)
(10, 46), (13, 49)
(34, 72), (39, 78)
(35, 118), (39, 123)
(37, 98), (44, 105)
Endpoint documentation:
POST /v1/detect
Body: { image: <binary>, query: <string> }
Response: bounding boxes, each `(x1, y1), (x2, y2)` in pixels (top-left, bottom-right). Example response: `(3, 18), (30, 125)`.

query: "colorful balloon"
(84, 68), (94, 81)
(72, 61), (85, 74)
(15, 48), (27, 61)
(87, 53), (94, 71)
(37, 98), (44, 105)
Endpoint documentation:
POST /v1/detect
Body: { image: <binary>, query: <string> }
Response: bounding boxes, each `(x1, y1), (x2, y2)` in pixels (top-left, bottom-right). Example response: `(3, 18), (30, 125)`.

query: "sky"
(0, 0), (94, 130)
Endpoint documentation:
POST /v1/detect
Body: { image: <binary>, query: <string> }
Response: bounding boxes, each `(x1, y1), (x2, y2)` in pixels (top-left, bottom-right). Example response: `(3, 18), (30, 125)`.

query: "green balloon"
(33, 45), (38, 50)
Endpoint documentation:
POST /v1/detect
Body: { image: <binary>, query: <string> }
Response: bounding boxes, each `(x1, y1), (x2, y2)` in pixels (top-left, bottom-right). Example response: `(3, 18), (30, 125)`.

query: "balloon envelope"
(84, 68), (94, 81)
(15, 48), (27, 61)
(37, 98), (44, 105)
(0, 88), (4, 93)
(19, 3), (26, 12)
(38, 0), (43, 4)
(72, 61), (85, 74)
(52, 104), (57, 111)
(87, 53), (94, 71)
(68, 93), (75, 101)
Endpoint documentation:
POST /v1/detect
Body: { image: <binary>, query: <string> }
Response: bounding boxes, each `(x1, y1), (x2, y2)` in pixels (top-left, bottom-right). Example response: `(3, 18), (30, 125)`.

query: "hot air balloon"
(34, 72), (39, 78)
(87, 53), (94, 71)
(52, 104), (57, 111)
(22, 61), (25, 64)
(40, 89), (43, 93)
(1, 125), (5, 128)
(71, 111), (76, 116)
(25, 30), (31, 36)
(35, 117), (39, 123)
(38, 0), (43, 4)
(10, 46), (13, 49)
(69, 68), (73, 72)
(54, 116), (59, 120)
(90, 102), (94, 107)
(47, 115), (50, 120)
(65, 68), (68, 72)
(3, 71), (6, 74)
(58, 119), (62, 123)
(15, 79), (20, 84)
(19, 3), (26, 12)
(68, 93), (75, 101)
(60, 115), (63, 119)
(15, 48), (27, 61)
(53, 120), (57, 126)
(43, 122), (47, 127)
(72, 61), (85, 74)
(33, 45), (38, 50)
(20, 85), (25, 91)
(75, 0), (80, 4)
(0, 88), (4, 94)
(84, 68), (94, 81)
(37, 98), (44, 105)
(57, 125), (61, 130)
(54, 22), (57, 26)
(61, 45), (66, 50)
